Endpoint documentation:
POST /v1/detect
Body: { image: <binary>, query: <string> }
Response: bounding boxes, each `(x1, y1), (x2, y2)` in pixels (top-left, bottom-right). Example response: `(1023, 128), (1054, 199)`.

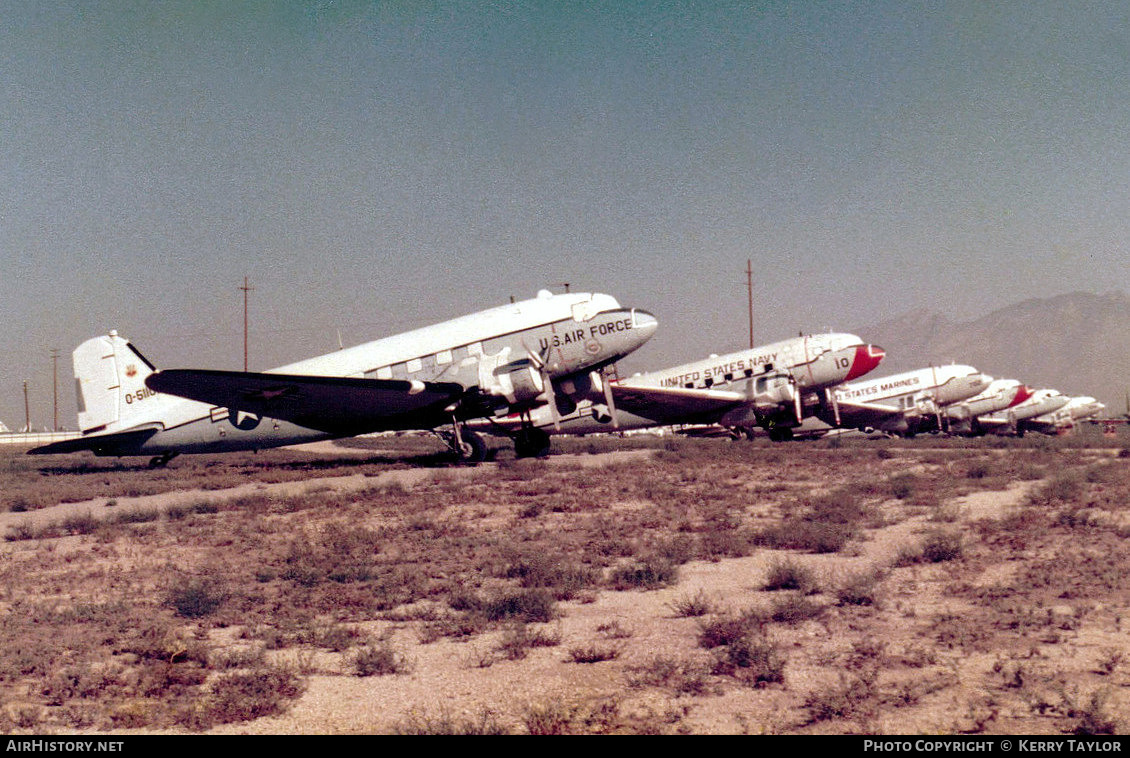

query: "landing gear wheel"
(514, 427), (551, 458)
(148, 452), (179, 469)
(768, 427), (794, 442)
(454, 430), (488, 463)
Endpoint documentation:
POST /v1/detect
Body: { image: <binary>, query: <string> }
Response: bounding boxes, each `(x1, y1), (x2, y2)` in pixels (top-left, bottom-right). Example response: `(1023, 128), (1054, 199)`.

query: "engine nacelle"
(947, 405), (972, 422)
(489, 365), (546, 407)
(913, 394), (939, 417)
(751, 372), (797, 414)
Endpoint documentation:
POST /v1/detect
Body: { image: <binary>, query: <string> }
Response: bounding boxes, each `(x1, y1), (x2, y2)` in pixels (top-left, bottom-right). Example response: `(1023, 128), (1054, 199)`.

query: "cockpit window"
(571, 299), (600, 322)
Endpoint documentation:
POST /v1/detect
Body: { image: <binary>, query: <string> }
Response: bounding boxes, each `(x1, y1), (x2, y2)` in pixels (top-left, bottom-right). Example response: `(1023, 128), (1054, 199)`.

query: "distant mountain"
(857, 292), (1130, 416)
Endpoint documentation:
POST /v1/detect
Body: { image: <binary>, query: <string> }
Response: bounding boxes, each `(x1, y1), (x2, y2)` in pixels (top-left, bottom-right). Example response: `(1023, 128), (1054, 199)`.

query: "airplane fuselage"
(636, 333), (881, 394)
(945, 379), (1032, 433)
(975, 389), (1071, 434)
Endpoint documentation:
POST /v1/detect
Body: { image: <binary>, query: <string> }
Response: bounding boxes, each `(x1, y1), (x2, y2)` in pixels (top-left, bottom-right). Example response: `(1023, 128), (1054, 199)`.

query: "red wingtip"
(844, 344), (885, 381)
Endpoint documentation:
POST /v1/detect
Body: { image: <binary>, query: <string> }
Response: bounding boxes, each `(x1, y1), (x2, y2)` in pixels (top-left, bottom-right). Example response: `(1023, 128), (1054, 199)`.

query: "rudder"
(74, 331), (169, 433)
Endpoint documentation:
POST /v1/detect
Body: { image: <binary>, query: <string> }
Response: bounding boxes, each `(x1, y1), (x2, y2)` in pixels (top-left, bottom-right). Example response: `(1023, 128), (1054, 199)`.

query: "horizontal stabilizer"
(146, 369), (466, 434)
(28, 427), (160, 456)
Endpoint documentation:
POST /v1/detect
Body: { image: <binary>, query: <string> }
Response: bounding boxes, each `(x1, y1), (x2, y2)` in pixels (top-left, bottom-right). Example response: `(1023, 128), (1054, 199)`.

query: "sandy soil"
(2, 440), (1126, 735)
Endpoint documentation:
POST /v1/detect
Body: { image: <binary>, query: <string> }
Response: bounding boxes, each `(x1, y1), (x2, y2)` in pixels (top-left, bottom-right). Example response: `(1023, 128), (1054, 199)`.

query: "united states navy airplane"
(29, 290), (657, 465)
(818, 364), (992, 436)
(474, 332), (885, 443)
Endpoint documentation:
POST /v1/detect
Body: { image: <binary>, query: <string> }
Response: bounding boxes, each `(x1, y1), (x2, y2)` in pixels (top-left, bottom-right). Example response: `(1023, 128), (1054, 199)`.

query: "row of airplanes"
(30, 288), (1106, 467)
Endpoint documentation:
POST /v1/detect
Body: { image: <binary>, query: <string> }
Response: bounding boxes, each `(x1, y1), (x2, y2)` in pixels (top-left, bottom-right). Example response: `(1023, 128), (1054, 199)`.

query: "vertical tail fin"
(74, 331), (172, 433)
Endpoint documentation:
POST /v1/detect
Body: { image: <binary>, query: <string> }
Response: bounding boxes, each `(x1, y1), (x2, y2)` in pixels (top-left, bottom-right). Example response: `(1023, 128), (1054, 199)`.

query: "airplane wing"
(610, 384), (747, 425)
(973, 415), (1012, 432)
(822, 398), (908, 429)
(146, 369), (466, 435)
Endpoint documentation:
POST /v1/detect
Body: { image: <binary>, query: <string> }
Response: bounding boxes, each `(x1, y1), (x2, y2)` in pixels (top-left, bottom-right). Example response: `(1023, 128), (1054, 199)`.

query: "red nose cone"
(844, 344), (885, 381)
(1009, 384), (1034, 407)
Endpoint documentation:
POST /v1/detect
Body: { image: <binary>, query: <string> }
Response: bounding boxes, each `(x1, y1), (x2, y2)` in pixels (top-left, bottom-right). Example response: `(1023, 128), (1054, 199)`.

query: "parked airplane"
(29, 290), (657, 465)
(818, 364), (993, 436)
(975, 388), (1070, 436)
(1024, 396), (1105, 435)
(1087, 393), (1130, 433)
(474, 332), (885, 444)
(944, 379), (1033, 435)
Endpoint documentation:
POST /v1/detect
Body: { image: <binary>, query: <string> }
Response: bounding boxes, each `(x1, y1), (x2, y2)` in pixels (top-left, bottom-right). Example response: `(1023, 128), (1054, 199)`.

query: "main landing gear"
(440, 423), (488, 463)
(148, 451), (180, 469)
(438, 412), (489, 464)
(767, 426), (794, 442)
(513, 425), (551, 459)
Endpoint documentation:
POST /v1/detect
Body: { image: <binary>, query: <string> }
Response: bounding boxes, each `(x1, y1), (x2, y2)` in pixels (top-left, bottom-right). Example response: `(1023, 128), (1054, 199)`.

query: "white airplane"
(1024, 395), (1105, 435)
(29, 290), (657, 465)
(975, 388), (1071, 436)
(819, 364), (993, 436)
(475, 332), (886, 443)
(944, 379), (1033, 435)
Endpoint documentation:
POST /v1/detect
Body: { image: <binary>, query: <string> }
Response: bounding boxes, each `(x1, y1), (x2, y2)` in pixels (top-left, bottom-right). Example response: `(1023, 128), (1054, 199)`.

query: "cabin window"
(704, 378), (714, 388)
(723, 373), (733, 382)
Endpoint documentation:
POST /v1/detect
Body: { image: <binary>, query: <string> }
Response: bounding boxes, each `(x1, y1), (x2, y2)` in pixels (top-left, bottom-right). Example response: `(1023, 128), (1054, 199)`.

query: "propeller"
(928, 366), (945, 432)
(825, 387), (842, 427)
(598, 366), (621, 430)
(792, 381), (804, 425)
(523, 341), (561, 431)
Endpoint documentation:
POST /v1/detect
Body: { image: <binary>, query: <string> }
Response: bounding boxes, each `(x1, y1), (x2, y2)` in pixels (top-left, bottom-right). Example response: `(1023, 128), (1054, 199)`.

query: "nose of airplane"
(629, 308), (658, 344)
(843, 344), (885, 381)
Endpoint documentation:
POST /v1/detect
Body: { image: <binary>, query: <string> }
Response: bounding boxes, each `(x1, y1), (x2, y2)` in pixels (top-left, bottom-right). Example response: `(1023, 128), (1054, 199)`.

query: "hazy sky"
(3, 1), (1130, 428)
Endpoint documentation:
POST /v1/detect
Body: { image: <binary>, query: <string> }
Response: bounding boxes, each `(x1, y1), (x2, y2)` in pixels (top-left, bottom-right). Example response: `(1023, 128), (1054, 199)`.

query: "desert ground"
(0, 429), (1128, 735)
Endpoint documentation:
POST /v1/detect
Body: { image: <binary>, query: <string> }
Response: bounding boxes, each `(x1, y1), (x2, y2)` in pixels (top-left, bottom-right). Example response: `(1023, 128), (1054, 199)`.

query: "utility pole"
(50, 348), (59, 431)
(23, 380), (30, 434)
(240, 276), (253, 372)
(746, 259), (754, 349)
